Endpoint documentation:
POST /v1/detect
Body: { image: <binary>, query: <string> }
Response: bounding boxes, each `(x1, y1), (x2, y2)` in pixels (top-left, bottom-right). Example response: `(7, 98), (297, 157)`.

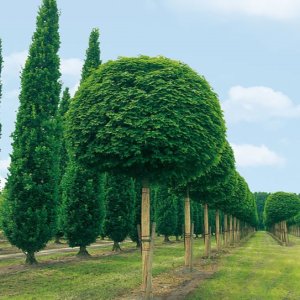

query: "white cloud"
(231, 143), (285, 167)
(70, 81), (80, 97)
(0, 177), (6, 191)
(3, 51), (27, 78)
(61, 58), (83, 77)
(0, 158), (10, 171)
(222, 86), (300, 123)
(163, 0), (300, 20)
(3, 50), (82, 78)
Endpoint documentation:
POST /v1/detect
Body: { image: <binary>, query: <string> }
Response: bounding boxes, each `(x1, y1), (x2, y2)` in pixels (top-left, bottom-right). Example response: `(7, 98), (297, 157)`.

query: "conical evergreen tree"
(105, 174), (135, 251)
(2, 0), (61, 264)
(55, 87), (71, 243)
(81, 28), (101, 83)
(155, 186), (177, 242)
(62, 27), (104, 256)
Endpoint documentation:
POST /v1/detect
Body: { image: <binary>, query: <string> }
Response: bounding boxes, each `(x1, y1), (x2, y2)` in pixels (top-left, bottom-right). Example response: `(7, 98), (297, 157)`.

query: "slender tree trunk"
(229, 215), (233, 245)
(176, 235), (180, 241)
(184, 190), (192, 270)
(215, 209), (220, 251)
(204, 203), (209, 257)
(233, 217), (237, 245)
(224, 214), (228, 247)
(141, 180), (151, 296)
(77, 245), (90, 257)
(25, 251), (37, 265)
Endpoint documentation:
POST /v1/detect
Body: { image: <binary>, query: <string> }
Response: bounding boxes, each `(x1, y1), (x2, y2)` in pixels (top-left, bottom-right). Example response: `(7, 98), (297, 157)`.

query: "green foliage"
(254, 192), (269, 230)
(174, 195), (184, 238)
(192, 201), (203, 236)
(155, 185), (177, 240)
(104, 174), (135, 247)
(2, 0), (61, 261)
(81, 28), (101, 83)
(264, 192), (300, 226)
(190, 142), (236, 210)
(67, 56), (226, 184)
(62, 162), (105, 248)
(55, 87), (71, 240)
(129, 180), (141, 245)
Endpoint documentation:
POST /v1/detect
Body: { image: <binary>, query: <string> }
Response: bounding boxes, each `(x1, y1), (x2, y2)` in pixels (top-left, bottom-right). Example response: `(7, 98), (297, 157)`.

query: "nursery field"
(189, 232), (300, 300)
(1, 232), (300, 299)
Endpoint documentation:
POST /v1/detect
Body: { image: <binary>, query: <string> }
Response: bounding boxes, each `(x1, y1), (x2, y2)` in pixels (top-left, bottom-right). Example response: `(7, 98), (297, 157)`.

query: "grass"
(188, 231), (300, 300)
(0, 236), (206, 299)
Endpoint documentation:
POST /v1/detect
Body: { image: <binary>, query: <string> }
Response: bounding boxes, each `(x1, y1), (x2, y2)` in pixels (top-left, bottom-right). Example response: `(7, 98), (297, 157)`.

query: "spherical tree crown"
(67, 56), (226, 183)
(264, 192), (300, 226)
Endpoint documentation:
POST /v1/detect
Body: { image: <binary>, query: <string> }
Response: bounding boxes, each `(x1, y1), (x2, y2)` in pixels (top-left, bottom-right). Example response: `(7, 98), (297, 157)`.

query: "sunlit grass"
(188, 232), (300, 300)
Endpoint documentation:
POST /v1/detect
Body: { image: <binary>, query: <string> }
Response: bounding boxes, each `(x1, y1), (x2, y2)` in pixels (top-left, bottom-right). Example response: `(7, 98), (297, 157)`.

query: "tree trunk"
(55, 235), (62, 244)
(164, 235), (171, 243)
(25, 251), (37, 265)
(233, 217), (237, 245)
(141, 180), (151, 296)
(204, 203), (209, 257)
(176, 235), (180, 241)
(184, 190), (192, 270)
(229, 215), (233, 245)
(224, 214), (228, 247)
(112, 241), (121, 251)
(215, 209), (220, 251)
(77, 245), (90, 257)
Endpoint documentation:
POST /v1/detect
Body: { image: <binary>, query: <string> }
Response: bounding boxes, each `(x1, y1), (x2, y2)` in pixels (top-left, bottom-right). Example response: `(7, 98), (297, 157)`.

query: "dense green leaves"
(81, 28), (101, 83)
(155, 186), (177, 241)
(104, 174), (135, 250)
(2, 0), (61, 263)
(67, 56), (226, 184)
(264, 192), (300, 226)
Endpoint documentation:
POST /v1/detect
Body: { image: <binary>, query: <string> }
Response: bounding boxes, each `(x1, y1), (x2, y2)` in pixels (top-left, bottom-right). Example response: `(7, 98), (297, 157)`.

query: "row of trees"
(264, 192), (300, 246)
(0, 1), (258, 298)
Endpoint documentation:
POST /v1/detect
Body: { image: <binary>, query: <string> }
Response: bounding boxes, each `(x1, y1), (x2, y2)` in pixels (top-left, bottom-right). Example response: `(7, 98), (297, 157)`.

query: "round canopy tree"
(264, 192), (300, 227)
(66, 56), (226, 294)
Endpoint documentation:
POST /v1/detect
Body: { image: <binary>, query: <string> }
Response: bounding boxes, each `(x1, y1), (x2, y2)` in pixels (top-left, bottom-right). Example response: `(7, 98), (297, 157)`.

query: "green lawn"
(189, 231), (300, 300)
(0, 237), (206, 299)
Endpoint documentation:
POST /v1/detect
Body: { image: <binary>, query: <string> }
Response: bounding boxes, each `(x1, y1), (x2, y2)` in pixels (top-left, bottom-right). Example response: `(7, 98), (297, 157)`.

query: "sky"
(1, 0), (300, 192)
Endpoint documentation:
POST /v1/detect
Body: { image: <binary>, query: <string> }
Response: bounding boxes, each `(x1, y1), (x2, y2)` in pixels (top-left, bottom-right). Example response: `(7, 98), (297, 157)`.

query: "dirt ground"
(121, 250), (227, 300)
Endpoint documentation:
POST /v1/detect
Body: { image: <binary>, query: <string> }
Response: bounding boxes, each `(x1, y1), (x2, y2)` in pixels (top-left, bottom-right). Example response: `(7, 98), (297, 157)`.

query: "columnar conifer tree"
(62, 27), (104, 256)
(2, 0), (61, 264)
(81, 28), (101, 83)
(155, 186), (177, 242)
(55, 87), (71, 243)
(105, 174), (135, 251)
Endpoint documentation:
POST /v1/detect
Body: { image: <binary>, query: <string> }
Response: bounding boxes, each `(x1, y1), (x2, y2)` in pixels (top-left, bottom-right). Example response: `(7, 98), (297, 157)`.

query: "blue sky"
(1, 0), (300, 193)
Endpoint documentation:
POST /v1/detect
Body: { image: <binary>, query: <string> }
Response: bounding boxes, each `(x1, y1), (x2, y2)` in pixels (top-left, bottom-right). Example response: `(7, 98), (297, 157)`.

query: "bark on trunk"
(204, 203), (209, 257)
(224, 214), (228, 247)
(164, 235), (171, 243)
(184, 190), (192, 270)
(112, 241), (121, 251)
(215, 209), (220, 251)
(141, 180), (151, 296)
(77, 245), (90, 257)
(25, 251), (38, 265)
